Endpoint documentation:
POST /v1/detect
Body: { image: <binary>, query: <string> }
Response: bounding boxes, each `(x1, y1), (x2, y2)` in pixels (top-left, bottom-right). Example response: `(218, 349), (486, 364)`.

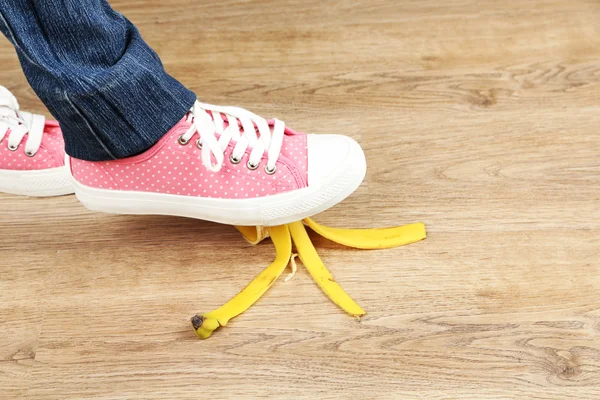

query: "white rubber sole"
(0, 166), (74, 197)
(70, 137), (367, 226)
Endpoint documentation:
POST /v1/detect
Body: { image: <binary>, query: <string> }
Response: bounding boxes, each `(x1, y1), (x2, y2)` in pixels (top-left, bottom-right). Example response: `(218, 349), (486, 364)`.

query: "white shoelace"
(0, 86), (46, 157)
(179, 101), (285, 174)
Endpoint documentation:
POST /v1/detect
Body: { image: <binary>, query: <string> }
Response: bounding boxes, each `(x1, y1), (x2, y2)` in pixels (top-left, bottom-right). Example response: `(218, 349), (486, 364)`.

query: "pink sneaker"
(0, 86), (72, 197)
(69, 101), (366, 226)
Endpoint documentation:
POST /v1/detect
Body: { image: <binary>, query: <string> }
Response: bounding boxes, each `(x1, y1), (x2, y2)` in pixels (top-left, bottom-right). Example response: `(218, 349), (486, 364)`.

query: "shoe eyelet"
(25, 150), (36, 157)
(195, 139), (203, 149)
(247, 160), (259, 170)
(265, 164), (277, 175)
(230, 154), (242, 164)
(8, 144), (18, 152)
(178, 135), (190, 145)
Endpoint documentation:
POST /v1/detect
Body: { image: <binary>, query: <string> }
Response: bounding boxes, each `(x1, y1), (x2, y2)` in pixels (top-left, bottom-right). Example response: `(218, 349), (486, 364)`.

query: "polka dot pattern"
(0, 120), (66, 171)
(71, 119), (309, 199)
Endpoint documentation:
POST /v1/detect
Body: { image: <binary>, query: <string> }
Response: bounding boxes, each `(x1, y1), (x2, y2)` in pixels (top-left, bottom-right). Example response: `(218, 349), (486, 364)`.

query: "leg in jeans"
(0, 0), (196, 161)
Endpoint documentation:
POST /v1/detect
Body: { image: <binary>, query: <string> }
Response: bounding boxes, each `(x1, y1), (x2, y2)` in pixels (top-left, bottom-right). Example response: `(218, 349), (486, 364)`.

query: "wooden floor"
(1, 1), (599, 398)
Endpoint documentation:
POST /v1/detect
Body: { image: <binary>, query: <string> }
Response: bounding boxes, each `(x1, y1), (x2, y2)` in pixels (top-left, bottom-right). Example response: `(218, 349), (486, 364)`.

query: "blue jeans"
(0, 0), (196, 161)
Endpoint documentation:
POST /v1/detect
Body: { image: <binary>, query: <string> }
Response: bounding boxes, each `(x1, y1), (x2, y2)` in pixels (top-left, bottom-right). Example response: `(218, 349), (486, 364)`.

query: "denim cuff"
(45, 40), (196, 161)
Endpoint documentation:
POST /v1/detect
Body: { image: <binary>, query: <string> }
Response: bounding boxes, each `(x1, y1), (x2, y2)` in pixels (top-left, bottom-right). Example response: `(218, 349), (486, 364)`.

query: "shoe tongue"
(0, 86), (20, 120)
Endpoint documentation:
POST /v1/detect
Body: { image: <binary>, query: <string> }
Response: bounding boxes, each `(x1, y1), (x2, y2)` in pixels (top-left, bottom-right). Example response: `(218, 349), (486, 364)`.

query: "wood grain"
(1, 0), (599, 398)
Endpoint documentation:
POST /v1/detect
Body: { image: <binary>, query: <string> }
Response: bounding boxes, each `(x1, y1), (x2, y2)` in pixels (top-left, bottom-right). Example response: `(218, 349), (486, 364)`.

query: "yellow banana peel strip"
(288, 221), (366, 317)
(303, 217), (427, 249)
(191, 225), (291, 339)
(192, 219), (426, 339)
(236, 225), (270, 245)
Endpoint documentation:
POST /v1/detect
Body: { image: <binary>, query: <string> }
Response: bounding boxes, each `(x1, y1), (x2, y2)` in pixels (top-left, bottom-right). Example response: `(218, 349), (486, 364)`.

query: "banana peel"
(192, 218), (426, 339)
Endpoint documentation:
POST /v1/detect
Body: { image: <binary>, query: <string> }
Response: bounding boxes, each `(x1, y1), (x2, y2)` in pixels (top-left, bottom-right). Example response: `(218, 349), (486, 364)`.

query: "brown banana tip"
(191, 314), (205, 330)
